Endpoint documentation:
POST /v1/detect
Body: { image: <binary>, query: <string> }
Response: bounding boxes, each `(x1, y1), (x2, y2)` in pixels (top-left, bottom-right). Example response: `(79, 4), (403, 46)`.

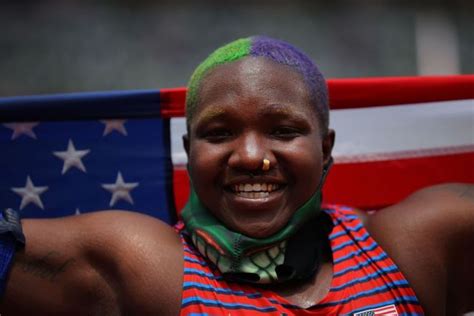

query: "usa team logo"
(353, 304), (399, 316)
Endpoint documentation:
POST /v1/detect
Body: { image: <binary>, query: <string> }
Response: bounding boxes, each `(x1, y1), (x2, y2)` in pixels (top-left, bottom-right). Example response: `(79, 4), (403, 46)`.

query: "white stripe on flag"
(331, 99), (473, 160)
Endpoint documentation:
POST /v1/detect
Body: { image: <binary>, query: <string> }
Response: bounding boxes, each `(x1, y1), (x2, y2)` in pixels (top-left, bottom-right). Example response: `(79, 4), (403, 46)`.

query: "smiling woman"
(184, 57), (333, 239)
(0, 36), (473, 316)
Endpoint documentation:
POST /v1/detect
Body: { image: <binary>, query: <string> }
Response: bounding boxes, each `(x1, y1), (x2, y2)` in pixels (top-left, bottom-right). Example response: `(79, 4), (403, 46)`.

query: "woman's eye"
(272, 127), (300, 139)
(204, 129), (232, 142)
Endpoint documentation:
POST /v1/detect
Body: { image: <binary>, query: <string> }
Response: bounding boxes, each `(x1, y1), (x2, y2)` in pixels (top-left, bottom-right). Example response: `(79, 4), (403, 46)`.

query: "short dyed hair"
(186, 36), (329, 134)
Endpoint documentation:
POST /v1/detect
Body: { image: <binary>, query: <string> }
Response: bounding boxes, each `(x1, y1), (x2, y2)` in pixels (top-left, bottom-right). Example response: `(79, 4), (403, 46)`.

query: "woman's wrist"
(0, 208), (25, 298)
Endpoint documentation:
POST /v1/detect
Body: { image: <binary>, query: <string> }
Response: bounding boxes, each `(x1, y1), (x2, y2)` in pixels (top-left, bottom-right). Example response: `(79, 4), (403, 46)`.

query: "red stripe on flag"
(159, 76), (474, 117)
(328, 75), (474, 110)
(173, 167), (191, 215)
(159, 87), (187, 118)
(323, 151), (474, 210)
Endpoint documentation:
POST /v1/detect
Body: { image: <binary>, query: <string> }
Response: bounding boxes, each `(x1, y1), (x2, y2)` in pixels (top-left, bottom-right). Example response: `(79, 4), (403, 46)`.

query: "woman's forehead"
(186, 58), (320, 135)
(195, 57), (313, 114)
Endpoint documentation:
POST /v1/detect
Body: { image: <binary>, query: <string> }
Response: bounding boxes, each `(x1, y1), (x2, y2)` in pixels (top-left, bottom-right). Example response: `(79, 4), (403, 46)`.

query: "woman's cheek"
(189, 143), (223, 180)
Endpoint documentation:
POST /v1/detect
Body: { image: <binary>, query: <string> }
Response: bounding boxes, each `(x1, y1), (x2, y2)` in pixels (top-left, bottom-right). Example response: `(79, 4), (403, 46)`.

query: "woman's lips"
(230, 182), (281, 199)
(223, 182), (286, 212)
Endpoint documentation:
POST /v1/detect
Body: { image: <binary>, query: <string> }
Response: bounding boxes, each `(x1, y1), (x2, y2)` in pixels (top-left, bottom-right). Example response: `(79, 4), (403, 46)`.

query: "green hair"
(186, 38), (251, 124)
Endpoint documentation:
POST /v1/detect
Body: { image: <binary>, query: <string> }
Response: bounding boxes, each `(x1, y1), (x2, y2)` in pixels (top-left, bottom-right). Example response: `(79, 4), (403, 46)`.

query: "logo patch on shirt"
(353, 304), (399, 316)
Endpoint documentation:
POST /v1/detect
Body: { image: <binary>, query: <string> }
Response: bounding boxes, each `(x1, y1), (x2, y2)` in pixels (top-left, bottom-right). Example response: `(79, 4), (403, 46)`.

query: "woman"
(0, 36), (473, 315)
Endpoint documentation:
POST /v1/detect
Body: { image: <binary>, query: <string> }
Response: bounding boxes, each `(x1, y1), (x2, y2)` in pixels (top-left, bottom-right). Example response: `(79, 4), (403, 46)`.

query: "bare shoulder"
(74, 211), (184, 315)
(75, 210), (181, 248)
(400, 182), (474, 207)
(364, 183), (474, 315)
(367, 183), (474, 239)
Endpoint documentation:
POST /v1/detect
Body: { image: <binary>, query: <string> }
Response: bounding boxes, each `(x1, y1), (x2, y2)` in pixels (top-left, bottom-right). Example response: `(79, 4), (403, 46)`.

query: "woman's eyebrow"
(257, 104), (308, 121)
(194, 108), (229, 126)
(195, 104), (310, 127)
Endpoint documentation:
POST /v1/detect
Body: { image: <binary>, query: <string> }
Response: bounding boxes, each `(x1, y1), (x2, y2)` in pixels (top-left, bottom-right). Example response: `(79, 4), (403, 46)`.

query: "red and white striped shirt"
(177, 205), (424, 315)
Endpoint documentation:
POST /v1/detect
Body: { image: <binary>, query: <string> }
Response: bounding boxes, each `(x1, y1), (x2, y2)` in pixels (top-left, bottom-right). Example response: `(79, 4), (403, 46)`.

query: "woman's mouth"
(230, 183), (282, 199)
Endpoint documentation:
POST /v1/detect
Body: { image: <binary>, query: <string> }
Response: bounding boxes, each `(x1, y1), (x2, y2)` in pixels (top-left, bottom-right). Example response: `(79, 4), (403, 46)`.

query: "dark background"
(1, 0), (472, 96)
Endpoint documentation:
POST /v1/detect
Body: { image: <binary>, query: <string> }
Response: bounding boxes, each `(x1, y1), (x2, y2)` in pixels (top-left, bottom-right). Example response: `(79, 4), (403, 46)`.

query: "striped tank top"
(177, 205), (424, 315)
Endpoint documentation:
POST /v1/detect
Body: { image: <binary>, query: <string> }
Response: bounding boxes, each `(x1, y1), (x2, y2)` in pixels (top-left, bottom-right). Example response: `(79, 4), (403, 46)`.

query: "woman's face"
(184, 57), (334, 238)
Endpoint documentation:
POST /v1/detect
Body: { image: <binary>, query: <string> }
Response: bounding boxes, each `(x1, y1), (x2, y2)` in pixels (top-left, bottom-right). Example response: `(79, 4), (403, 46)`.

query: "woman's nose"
(227, 132), (267, 172)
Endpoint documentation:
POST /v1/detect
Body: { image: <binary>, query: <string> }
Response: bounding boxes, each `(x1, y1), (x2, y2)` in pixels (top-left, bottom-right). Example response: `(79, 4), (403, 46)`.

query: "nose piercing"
(262, 159), (270, 171)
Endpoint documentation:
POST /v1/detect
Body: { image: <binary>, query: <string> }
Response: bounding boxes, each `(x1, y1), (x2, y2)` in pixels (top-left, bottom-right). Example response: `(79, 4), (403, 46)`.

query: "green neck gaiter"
(181, 188), (325, 284)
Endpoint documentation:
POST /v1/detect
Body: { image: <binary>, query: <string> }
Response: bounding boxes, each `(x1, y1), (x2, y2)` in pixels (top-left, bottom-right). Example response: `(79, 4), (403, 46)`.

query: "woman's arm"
(439, 184), (474, 314)
(367, 183), (474, 315)
(0, 210), (183, 315)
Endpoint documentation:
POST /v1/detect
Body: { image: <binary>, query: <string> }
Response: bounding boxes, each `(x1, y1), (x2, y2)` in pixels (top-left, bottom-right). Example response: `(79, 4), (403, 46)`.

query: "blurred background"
(0, 0), (472, 97)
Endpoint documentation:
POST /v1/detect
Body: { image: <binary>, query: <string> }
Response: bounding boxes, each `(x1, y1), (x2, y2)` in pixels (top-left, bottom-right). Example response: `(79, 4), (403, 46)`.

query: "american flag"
(353, 304), (399, 316)
(0, 102), (176, 223)
(0, 76), (472, 220)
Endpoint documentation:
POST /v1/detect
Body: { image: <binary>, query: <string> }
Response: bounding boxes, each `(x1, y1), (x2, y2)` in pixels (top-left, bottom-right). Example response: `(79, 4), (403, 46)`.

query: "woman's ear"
(322, 129), (335, 166)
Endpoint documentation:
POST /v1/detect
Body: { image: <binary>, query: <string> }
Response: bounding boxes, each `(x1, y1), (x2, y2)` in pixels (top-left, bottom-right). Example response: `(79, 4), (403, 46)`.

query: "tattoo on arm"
(18, 251), (76, 282)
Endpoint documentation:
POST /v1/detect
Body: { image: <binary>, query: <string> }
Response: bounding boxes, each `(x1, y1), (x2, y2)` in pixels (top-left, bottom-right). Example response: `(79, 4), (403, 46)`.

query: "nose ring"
(262, 159), (270, 171)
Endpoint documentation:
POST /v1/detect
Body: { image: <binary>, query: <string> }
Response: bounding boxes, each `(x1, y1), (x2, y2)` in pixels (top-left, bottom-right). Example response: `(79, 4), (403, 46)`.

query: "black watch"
(0, 208), (25, 247)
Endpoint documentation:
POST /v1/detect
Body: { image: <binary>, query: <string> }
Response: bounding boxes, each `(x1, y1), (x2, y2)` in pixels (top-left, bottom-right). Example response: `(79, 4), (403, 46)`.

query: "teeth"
(232, 183), (280, 195)
(238, 192), (270, 198)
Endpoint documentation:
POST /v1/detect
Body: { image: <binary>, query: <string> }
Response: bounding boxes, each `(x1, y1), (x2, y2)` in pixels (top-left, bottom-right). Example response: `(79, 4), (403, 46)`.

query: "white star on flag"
(101, 171), (139, 207)
(11, 176), (49, 210)
(3, 122), (40, 140)
(100, 120), (128, 136)
(53, 139), (90, 175)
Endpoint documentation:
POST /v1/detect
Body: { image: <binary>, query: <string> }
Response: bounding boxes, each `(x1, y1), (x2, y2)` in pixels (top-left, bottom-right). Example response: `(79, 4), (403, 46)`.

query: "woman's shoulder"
(75, 209), (181, 244)
(366, 183), (474, 242)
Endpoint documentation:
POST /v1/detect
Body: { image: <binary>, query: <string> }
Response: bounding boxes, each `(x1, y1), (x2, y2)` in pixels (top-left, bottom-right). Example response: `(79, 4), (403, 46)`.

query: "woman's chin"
(230, 220), (286, 239)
